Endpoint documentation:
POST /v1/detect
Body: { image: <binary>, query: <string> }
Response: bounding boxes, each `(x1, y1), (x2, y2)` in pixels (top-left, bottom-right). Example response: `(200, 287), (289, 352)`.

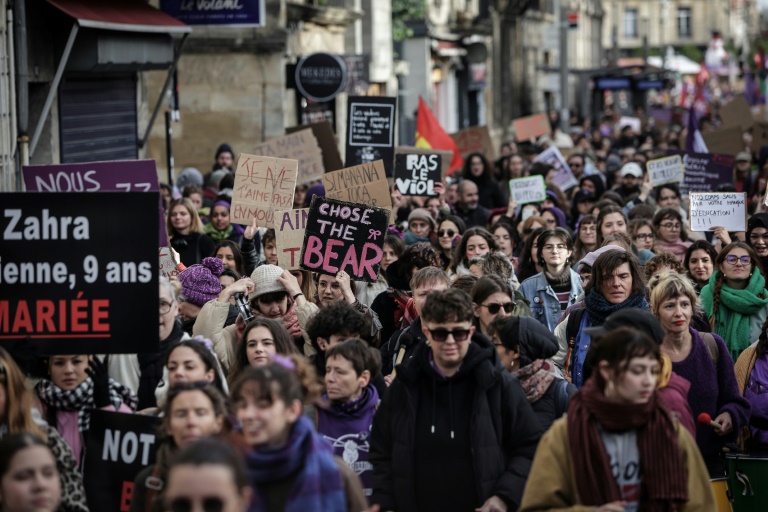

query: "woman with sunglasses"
(471, 275), (516, 339)
(434, 216), (466, 270)
(519, 228), (583, 332)
(572, 214), (597, 265)
(701, 242), (768, 361)
(653, 208), (691, 262)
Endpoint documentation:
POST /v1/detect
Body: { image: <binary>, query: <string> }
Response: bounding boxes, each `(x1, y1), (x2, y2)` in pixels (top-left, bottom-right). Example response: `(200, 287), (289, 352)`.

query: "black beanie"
(215, 143), (234, 159)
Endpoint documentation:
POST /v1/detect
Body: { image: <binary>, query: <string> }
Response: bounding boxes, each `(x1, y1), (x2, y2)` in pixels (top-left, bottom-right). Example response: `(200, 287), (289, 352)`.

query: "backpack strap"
(554, 379), (570, 418)
(563, 308), (585, 378)
(701, 332), (719, 366)
(144, 465), (163, 512)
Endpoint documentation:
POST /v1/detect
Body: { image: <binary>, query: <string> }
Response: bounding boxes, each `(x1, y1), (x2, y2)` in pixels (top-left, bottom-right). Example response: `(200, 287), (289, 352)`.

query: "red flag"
(415, 97), (464, 174)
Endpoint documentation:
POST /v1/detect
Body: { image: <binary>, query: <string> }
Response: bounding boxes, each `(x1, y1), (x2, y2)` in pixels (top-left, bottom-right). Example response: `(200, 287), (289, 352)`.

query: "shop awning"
(47, 0), (191, 34)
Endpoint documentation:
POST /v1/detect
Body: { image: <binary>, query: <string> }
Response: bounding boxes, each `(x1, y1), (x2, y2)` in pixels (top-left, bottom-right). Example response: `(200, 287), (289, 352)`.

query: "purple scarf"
(245, 415), (346, 512)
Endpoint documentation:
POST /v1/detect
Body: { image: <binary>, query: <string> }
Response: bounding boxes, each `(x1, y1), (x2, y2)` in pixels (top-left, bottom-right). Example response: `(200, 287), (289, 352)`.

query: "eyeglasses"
(660, 223), (681, 230)
(633, 233), (654, 240)
(428, 327), (472, 342)
(168, 497), (225, 512)
(160, 300), (175, 314)
(725, 255), (751, 266)
(438, 229), (456, 238)
(543, 244), (567, 253)
(481, 302), (516, 314)
(750, 233), (768, 242)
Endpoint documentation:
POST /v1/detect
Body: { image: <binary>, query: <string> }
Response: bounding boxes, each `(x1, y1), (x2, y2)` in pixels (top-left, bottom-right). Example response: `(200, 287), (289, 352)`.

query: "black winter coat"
(370, 332), (542, 511)
(380, 317), (426, 376)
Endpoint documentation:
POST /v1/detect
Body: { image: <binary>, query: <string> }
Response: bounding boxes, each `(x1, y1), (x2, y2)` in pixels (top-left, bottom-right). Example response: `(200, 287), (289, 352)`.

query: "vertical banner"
(231, 155), (297, 228)
(345, 96), (397, 176)
(84, 410), (161, 511)
(0, 192), (158, 355)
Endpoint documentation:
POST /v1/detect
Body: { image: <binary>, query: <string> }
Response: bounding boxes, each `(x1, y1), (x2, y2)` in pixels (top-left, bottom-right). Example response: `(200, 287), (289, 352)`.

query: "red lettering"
(12, 301), (33, 333)
(71, 292), (88, 332)
(120, 480), (134, 511)
(0, 301), (8, 331)
(92, 300), (109, 332)
(36, 300), (55, 332)
(283, 247), (300, 267)
(58, 300), (67, 332)
(303, 236), (324, 269)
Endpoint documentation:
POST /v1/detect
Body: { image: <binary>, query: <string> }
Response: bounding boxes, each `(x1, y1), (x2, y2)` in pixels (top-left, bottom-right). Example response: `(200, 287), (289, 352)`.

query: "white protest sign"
(509, 175), (546, 205)
(158, 247), (178, 279)
(619, 116), (641, 134)
(689, 192), (747, 232)
(533, 146), (577, 191)
(647, 155), (684, 186)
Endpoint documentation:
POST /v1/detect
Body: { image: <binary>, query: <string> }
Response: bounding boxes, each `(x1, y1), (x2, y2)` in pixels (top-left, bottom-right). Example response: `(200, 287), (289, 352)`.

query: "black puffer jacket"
(380, 317), (427, 376)
(370, 332), (542, 511)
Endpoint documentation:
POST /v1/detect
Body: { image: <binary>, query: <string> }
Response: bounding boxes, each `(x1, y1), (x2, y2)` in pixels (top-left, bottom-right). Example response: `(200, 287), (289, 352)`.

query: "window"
(624, 8), (638, 38)
(678, 7), (692, 38)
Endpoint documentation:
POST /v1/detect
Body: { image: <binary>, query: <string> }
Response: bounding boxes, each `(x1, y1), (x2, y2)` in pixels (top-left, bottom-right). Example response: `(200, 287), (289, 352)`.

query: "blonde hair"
(0, 348), (46, 440)
(167, 198), (204, 236)
(649, 272), (702, 317)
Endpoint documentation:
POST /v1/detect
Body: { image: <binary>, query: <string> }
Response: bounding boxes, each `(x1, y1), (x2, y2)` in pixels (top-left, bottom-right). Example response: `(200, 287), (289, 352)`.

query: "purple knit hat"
(179, 257), (224, 307)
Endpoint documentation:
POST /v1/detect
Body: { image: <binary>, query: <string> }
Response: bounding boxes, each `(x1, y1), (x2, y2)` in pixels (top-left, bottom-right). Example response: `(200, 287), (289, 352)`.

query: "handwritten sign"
(286, 121), (343, 173)
(84, 410), (160, 512)
(619, 116), (641, 133)
(252, 129), (324, 184)
(0, 193), (158, 355)
(301, 197), (389, 283)
(509, 175), (546, 204)
(394, 153), (441, 197)
(647, 155), (684, 186)
(451, 125), (495, 161)
(395, 146), (451, 177)
(158, 247), (178, 279)
(275, 208), (309, 270)
(345, 96), (397, 176)
(533, 145), (577, 191)
(231, 155), (297, 229)
(322, 160), (392, 212)
(22, 160), (167, 246)
(668, 150), (735, 196)
(689, 192), (747, 232)
(512, 113), (550, 142)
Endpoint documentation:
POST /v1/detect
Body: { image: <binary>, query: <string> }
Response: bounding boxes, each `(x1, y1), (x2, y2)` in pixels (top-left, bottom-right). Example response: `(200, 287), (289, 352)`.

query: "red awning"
(47, 0), (191, 34)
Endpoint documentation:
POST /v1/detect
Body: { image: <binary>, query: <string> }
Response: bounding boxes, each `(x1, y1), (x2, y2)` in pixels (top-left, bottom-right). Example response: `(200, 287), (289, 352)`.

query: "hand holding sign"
(647, 155), (684, 187)
(509, 176), (546, 205)
(689, 192), (747, 232)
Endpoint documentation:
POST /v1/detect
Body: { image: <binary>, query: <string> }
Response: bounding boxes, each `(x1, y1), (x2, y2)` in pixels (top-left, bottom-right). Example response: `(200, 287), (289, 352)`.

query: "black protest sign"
(84, 410), (161, 512)
(394, 153), (441, 196)
(345, 96), (397, 176)
(667, 150), (735, 196)
(0, 192), (158, 355)
(300, 196), (389, 283)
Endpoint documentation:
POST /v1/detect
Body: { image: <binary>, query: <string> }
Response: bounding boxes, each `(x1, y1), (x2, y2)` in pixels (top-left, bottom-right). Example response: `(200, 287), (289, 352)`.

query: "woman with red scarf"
(520, 327), (714, 511)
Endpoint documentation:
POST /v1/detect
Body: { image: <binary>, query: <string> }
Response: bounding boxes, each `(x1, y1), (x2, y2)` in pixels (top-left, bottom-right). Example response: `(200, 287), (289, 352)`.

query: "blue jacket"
(519, 270), (583, 332)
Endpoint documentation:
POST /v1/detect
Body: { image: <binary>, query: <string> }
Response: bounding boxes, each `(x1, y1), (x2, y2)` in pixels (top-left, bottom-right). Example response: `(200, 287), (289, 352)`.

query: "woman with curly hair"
(701, 241), (768, 360)
(644, 252), (685, 282)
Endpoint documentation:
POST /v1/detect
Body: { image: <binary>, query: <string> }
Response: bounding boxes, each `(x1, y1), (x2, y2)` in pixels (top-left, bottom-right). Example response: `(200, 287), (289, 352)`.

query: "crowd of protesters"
(9, 110), (768, 512)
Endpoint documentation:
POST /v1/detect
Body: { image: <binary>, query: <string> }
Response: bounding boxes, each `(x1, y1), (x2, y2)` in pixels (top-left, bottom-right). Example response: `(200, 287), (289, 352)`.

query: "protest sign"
(647, 155), (684, 186)
(720, 96), (754, 131)
(689, 192), (747, 232)
(394, 153), (442, 197)
(509, 176), (546, 205)
(158, 247), (178, 279)
(252, 129), (324, 184)
(84, 410), (161, 512)
(533, 146), (577, 191)
(451, 125), (495, 161)
(22, 160), (167, 246)
(275, 208), (309, 270)
(231, 155), (297, 229)
(668, 150), (735, 196)
(345, 96), (397, 176)
(0, 192), (158, 355)
(618, 116), (641, 134)
(300, 197), (389, 283)
(702, 126), (743, 156)
(512, 113), (551, 141)
(395, 146), (452, 177)
(322, 160), (392, 214)
(286, 121), (344, 173)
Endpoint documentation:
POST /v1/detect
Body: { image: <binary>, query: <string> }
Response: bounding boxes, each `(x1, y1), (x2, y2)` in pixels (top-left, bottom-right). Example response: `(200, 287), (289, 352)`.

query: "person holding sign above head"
(701, 242), (768, 361)
(168, 198), (216, 267)
(652, 208), (691, 262)
(0, 434), (61, 512)
(131, 384), (229, 512)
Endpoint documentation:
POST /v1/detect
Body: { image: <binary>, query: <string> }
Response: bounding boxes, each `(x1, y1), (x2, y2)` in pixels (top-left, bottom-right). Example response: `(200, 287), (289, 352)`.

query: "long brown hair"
(1, 348), (46, 440)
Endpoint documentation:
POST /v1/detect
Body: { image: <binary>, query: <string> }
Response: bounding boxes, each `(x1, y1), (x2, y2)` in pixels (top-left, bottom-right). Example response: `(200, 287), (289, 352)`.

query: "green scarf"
(204, 222), (233, 241)
(701, 269), (768, 360)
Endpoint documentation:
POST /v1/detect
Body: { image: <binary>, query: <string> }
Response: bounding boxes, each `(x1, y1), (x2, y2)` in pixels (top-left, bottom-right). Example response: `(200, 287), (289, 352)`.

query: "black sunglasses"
(481, 302), (516, 314)
(438, 229), (456, 237)
(428, 328), (471, 342)
(169, 497), (225, 512)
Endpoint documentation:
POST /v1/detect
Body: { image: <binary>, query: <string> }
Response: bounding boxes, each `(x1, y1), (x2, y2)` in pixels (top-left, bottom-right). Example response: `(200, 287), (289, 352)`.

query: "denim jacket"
(519, 270), (583, 332)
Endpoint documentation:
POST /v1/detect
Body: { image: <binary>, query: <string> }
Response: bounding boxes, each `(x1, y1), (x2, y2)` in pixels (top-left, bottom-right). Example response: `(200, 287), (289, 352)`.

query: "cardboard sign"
(322, 160), (392, 211)
(395, 146), (452, 177)
(84, 410), (161, 512)
(252, 129), (324, 184)
(509, 175), (546, 205)
(689, 192), (747, 232)
(0, 192), (158, 355)
(512, 113), (551, 142)
(158, 247), (178, 279)
(394, 153), (441, 196)
(668, 150), (735, 196)
(345, 96), (397, 176)
(533, 146), (578, 191)
(231, 155), (297, 229)
(451, 125), (495, 161)
(286, 121), (344, 173)
(720, 96), (754, 131)
(275, 208), (309, 270)
(702, 126), (743, 156)
(22, 160), (167, 246)
(647, 155), (684, 186)
(300, 197), (389, 282)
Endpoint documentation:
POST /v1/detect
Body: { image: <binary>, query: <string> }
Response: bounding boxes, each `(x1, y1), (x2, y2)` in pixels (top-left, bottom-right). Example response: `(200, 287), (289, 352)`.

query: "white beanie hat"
(249, 264), (287, 301)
